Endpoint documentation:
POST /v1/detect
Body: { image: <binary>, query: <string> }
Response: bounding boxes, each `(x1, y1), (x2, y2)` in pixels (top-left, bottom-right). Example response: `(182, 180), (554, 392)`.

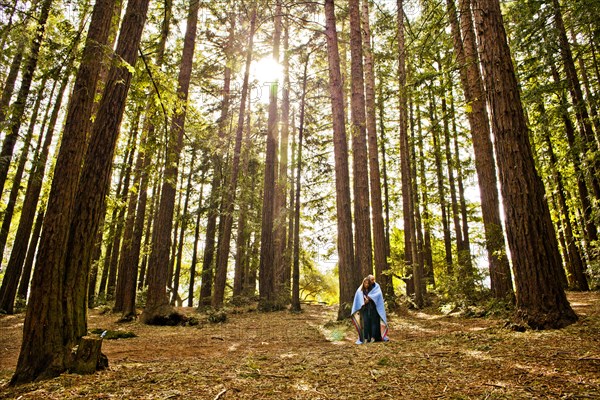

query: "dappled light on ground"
(1, 292), (599, 399)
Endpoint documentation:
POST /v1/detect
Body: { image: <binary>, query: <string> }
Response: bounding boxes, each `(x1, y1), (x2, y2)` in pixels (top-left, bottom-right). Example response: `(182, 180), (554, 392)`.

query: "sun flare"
(251, 57), (284, 84)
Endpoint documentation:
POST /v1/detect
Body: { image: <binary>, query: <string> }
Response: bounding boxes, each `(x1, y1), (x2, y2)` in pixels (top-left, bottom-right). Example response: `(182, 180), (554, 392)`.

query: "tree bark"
(11, 0), (146, 383)
(142, 0), (199, 323)
(0, 67), (71, 314)
(471, 0), (577, 329)
(258, 0), (283, 311)
(551, 0), (600, 202)
(172, 150), (196, 305)
(274, 18), (291, 297)
(428, 89), (452, 275)
(291, 52), (310, 313)
(349, 0), (373, 279)
(0, 0), (53, 197)
(324, 0), (357, 320)
(361, 0), (387, 294)
(0, 79), (46, 259)
(188, 167), (206, 307)
(0, 40), (23, 128)
(448, 0), (513, 298)
(539, 103), (588, 291)
(213, 12), (252, 308)
(16, 207), (44, 302)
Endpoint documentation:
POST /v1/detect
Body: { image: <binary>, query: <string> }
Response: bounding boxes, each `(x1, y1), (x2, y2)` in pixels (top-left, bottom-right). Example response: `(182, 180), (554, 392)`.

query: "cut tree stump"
(71, 336), (108, 374)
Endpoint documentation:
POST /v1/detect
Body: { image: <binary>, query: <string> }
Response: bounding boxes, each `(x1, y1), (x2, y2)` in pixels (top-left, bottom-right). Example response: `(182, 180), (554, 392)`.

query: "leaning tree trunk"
(141, 0), (199, 324)
(17, 207), (45, 302)
(0, 79), (46, 260)
(11, 0), (147, 384)
(471, 0), (577, 329)
(539, 103), (588, 291)
(325, 0), (358, 320)
(0, 67), (71, 314)
(447, 0), (513, 298)
(551, 0), (600, 201)
(0, 0), (53, 196)
(0, 40), (23, 129)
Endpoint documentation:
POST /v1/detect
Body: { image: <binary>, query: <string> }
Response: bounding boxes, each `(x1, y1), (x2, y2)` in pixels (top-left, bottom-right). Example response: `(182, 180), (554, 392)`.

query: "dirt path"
(1, 292), (599, 399)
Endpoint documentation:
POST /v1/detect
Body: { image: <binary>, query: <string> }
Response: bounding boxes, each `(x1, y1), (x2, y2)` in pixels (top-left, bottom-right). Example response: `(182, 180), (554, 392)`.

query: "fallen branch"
(214, 388), (227, 400)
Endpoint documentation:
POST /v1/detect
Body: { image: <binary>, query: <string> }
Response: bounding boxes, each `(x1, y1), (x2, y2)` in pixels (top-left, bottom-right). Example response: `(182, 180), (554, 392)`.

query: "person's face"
(370, 277), (375, 285)
(363, 280), (369, 290)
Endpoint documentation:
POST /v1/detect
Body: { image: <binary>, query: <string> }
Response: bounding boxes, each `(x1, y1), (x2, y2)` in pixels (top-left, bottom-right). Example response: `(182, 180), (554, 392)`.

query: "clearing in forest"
(1, 292), (599, 399)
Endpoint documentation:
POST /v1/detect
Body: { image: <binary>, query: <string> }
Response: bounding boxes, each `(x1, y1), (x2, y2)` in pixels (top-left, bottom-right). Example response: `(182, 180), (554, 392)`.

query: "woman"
(351, 275), (389, 344)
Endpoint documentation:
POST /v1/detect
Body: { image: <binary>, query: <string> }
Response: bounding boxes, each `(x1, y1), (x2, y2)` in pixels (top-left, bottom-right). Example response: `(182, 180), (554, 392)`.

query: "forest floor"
(1, 291), (599, 399)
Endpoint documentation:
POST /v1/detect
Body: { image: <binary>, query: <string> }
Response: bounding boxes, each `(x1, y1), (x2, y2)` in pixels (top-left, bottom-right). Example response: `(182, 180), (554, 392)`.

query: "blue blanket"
(350, 282), (389, 343)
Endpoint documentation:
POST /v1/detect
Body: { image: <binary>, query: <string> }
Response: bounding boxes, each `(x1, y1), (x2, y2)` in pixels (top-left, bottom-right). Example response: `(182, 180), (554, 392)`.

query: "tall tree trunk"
(570, 28), (600, 137)
(441, 70), (466, 282)
(451, 95), (474, 291)
(377, 78), (393, 298)
(548, 60), (598, 256)
(188, 167), (206, 307)
(233, 83), (255, 300)
(0, 79), (46, 259)
(172, 150), (196, 305)
(88, 217), (105, 306)
(213, 13), (252, 308)
(0, 40), (24, 128)
(349, 0), (373, 279)
(0, 0), (53, 196)
(539, 103), (589, 291)
(471, 0), (577, 329)
(16, 206), (44, 302)
(417, 107), (434, 287)
(448, 0), (513, 298)
(107, 122), (139, 300)
(0, 67), (71, 314)
(551, 0), (600, 201)
(258, 0), (283, 311)
(361, 0), (387, 293)
(325, 0), (357, 320)
(291, 52), (310, 313)
(139, 175), (161, 290)
(142, 0), (199, 323)
(398, 0), (421, 304)
(0, 0), (20, 57)
(410, 97), (425, 293)
(199, 12), (235, 308)
(429, 90), (452, 275)
(167, 171), (184, 289)
(123, 0), (172, 310)
(11, 0), (147, 384)
(274, 18), (290, 297)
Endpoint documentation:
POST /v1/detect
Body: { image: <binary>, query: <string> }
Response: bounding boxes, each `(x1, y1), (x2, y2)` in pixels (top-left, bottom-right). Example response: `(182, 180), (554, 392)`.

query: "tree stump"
(71, 336), (108, 374)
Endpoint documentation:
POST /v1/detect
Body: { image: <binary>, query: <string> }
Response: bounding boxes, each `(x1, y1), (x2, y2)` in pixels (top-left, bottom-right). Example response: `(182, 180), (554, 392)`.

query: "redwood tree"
(324, 0), (358, 320)
(142, 0), (200, 323)
(471, 0), (577, 329)
(11, 0), (148, 383)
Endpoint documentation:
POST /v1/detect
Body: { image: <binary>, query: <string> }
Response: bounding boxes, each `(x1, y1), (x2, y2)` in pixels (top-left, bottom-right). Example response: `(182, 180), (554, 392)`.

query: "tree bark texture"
(472, 0), (577, 329)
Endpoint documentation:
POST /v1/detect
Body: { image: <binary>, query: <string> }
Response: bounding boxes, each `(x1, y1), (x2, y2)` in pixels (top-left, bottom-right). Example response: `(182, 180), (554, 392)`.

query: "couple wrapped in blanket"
(351, 275), (389, 344)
